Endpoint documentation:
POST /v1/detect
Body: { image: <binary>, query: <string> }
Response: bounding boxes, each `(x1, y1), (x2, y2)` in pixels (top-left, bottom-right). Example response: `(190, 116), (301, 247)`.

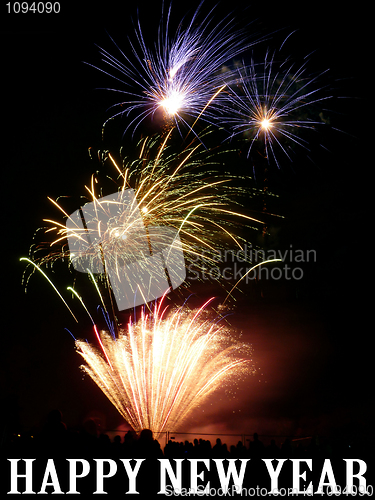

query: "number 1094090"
(6, 2), (60, 13)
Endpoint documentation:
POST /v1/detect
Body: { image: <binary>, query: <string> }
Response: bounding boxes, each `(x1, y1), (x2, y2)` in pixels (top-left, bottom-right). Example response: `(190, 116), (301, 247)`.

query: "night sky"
(1, 0), (372, 454)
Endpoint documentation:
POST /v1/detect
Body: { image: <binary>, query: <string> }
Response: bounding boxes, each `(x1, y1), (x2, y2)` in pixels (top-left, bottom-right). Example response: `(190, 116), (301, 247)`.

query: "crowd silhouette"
(2, 411), (372, 496)
(1, 409), (368, 460)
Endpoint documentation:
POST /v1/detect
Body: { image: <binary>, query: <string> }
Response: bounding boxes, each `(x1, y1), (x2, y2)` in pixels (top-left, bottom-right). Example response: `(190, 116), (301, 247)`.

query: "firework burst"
(29, 130), (265, 300)
(224, 46), (332, 168)
(87, 2), (257, 137)
(77, 295), (254, 437)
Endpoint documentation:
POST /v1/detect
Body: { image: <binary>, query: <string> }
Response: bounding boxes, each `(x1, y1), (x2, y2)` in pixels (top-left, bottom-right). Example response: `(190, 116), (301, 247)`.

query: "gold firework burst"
(77, 296), (254, 437)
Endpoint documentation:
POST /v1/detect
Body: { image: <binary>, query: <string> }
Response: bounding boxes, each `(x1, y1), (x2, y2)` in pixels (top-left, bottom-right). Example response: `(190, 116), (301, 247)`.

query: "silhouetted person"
(249, 433), (265, 457)
(212, 438), (223, 457)
(98, 432), (112, 456)
(38, 409), (67, 456)
(221, 442), (229, 458)
(122, 430), (136, 457)
(134, 429), (163, 496)
(135, 429), (163, 458)
(233, 440), (246, 457)
(79, 418), (99, 456)
(307, 436), (321, 458)
(266, 439), (280, 457)
(44, 409), (67, 434)
(163, 439), (175, 457)
(201, 439), (212, 457)
(281, 438), (293, 457)
(191, 438), (200, 457)
(111, 434), (122, 457)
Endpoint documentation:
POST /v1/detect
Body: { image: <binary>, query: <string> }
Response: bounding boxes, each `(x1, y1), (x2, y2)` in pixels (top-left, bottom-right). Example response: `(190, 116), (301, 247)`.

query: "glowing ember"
(260, 118), (272, 130)
(160, 91), (185, 116)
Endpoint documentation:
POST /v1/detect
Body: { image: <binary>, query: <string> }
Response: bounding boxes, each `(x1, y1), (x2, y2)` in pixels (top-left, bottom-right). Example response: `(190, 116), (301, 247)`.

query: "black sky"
(1, 0), (372, 452)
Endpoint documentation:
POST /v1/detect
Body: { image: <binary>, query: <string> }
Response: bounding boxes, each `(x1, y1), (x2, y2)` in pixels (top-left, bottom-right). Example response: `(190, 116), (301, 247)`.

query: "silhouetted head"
(47, 409), (63, 424)
(125, 430), (135, 443)
(139, 428), (153, 441)
(83, 418), (98, 437)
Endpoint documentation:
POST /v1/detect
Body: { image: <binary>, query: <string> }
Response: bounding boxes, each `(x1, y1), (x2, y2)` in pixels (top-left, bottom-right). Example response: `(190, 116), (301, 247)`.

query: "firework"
(224, 46), (332, 168)
(77, 295), (253, 437)
(19, 259), (256, 437)
(29, 131), (265, 300)
(87, 2), (256, 137)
